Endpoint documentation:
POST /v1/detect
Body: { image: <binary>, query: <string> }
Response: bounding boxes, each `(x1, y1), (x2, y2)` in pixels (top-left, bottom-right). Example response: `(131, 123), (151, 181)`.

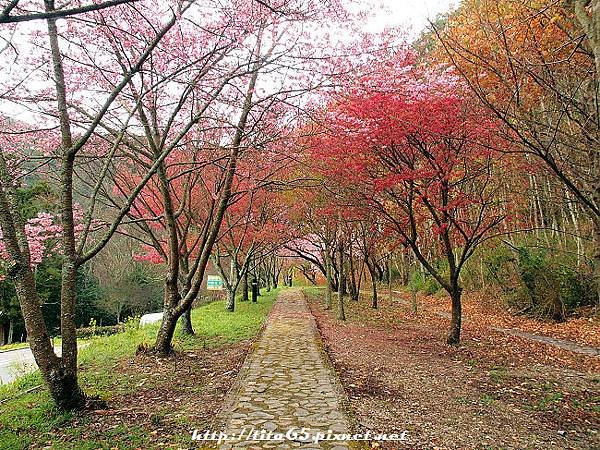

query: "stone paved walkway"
(214, 289), (354, 449)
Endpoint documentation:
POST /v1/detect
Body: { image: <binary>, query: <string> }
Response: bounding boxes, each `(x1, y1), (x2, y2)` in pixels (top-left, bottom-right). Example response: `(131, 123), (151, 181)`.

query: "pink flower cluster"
(24, 212), (62, 264)
(0, 212), (62, 279)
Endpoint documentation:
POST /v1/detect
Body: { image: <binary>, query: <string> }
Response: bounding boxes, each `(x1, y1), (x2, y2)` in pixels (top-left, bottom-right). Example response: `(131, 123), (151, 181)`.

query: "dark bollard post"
(251, 278), (258, 303)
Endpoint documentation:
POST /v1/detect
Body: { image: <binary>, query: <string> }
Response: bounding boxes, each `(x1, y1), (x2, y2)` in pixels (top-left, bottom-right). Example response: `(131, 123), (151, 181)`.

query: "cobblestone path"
(214, 289), (354, 449)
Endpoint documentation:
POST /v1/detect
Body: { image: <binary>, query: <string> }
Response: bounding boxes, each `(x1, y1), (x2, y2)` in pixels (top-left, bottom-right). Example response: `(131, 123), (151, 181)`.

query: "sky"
(0, 0), (459, 123)
(358, 0), (457, 37)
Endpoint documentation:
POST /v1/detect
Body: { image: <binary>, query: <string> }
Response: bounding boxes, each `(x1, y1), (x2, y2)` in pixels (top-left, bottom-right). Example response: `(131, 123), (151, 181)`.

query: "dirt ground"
(417, 289), (600, 350)
(307, 290), (599, 450)
(50, 341), (251, 448)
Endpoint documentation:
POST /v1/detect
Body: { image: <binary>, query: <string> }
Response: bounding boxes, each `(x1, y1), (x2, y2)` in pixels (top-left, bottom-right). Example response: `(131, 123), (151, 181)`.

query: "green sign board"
(207, 275), (224, 290)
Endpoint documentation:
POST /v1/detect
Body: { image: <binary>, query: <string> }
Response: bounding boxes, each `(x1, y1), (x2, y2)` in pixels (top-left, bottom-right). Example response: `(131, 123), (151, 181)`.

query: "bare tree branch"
(0, 0), (138, 24)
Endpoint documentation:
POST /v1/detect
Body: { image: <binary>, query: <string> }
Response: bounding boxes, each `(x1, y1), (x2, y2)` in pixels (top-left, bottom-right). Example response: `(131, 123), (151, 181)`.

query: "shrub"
(76, 324), (124, 339)
(407, 269), (440, 295)
(483, 244), (598, 321)
(558, 266), (597, 312)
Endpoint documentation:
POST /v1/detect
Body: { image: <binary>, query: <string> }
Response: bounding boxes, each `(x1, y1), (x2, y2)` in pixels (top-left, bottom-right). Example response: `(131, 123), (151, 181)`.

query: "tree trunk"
(356, 258), (365, 296)
(447, 287), (462, 346)
(0, 147), (86, 409)
(367, 261), (378, 309)
(43, 1), (86, 408)
(593, 220), (600, 306)
(348, 257), (359, 302)
(60, 262), (78, 378)
(572, 1), (599, 103)
(242, 271), (249, 302)
(5, 243), (86, 410)
(337, 239), (346, 321)
(226, 290), (235, 312)
(180, 304), (194, 335)
(154, 277), (181, 355)
(330, 254), (340, 292)
(388, 261), (393, 302)
(399, 252), (408, 285)
(349, 271), (358, 301)
(155, 309), (178, 355)
(571, 0), (600, 304)
(18, 268), (85, 409)
(325, 246), (333, 310)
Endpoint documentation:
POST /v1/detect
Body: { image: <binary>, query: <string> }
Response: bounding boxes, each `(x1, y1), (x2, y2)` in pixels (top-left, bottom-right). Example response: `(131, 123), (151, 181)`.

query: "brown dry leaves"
(307, 291), (599, 450)
(48, 341), (250, 448)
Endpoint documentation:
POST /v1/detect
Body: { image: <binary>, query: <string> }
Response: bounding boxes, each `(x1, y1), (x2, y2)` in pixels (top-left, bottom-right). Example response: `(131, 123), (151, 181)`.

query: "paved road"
(0, 347), (38, 384)
(0, 345), (63, 385)
(214, 289), (353, 449)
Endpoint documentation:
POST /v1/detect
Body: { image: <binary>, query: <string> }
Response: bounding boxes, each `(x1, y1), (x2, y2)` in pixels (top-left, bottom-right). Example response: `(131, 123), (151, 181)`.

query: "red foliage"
(308, 51), (515, 259)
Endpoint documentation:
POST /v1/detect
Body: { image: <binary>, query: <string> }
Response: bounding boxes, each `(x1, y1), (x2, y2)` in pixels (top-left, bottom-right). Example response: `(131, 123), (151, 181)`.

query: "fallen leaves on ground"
(48, 341), (250, 448)
(307, 291), (599, 450)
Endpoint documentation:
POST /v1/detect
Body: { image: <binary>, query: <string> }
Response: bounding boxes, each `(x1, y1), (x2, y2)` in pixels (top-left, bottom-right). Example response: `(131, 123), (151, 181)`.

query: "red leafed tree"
(284, 187), (341, 305)
(118, 137), (242, 343)
(311, 57), (516, 345)
(0, 0), (248, 407)
(212, 167), (291, 312)
(105, 0), (355, 354)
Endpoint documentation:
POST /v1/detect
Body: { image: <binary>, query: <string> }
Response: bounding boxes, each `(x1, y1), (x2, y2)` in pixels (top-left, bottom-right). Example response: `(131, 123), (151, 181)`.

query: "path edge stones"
(301, 289), (365, 445)
(209, 288), (367, 449)
(210, 299), (275, 433)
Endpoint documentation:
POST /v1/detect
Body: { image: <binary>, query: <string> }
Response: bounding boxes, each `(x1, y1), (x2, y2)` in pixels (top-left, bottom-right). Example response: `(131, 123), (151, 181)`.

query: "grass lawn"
(0, 342), (30, 352)
(0, 287), (281, 449)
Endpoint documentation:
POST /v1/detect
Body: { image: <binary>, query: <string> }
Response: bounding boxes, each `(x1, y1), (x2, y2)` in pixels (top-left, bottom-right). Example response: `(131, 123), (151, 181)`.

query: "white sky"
(0, 0), (458, 123)
(357, 0), (458, 37)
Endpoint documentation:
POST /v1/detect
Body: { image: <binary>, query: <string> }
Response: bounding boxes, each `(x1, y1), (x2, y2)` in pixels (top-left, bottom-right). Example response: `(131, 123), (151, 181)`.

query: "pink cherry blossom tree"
(0, 0), (199, 409)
